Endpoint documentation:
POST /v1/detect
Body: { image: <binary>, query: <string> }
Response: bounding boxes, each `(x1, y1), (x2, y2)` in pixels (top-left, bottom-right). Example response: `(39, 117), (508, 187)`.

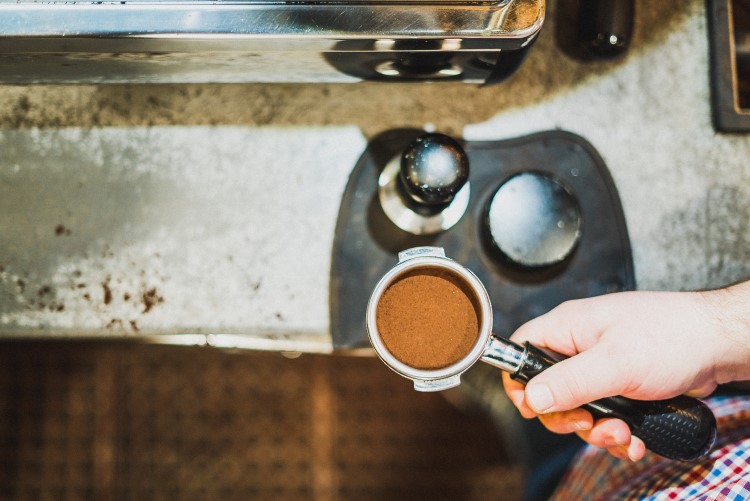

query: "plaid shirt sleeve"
(550, 394), (750, 500)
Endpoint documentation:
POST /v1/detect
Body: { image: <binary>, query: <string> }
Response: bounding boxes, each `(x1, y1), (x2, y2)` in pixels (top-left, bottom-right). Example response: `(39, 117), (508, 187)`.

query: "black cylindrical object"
(577, 0), (635, 59)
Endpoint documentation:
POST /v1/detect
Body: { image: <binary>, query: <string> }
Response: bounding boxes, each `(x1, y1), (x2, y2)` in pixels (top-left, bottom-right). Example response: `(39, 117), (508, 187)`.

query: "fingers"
(503, 370), (647, 461)
(502, 372), (536, 418)
(538, 409), (593, 434)
(577, 418), (646, 461)
(500, 294), (678, 463)
(537, 413), (630, 451)
(685, 382), (717, 398)
(509, 297), (616, 357)
(576, 418), (631, 449)
(504, 372), (595, 429)
(608, 436), (646, 462)
(503, 298), (633, 415)
(523, 346), (631, 413)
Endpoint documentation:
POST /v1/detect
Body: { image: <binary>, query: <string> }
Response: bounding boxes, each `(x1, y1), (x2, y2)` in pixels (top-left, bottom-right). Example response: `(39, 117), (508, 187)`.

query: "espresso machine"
(0, 0), (543, 84)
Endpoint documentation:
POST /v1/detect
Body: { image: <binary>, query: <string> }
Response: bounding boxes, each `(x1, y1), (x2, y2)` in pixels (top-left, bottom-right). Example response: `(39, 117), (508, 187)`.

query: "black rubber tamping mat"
(331, 129), (634, 348)
(0, 342), (521, 500)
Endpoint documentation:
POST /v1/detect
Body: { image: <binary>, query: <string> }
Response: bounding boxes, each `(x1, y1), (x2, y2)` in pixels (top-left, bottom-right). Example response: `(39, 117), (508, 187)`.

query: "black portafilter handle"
(398, 133), (469, 215)
(511, 341), (717, 461)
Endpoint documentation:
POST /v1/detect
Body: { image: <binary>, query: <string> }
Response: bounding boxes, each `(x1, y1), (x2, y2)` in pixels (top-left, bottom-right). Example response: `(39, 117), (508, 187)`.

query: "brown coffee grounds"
(376, 268), (481, 370)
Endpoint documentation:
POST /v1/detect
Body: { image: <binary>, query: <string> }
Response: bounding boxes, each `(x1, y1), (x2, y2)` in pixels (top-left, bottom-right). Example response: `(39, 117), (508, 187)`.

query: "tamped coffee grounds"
(376, 268), (481, 370)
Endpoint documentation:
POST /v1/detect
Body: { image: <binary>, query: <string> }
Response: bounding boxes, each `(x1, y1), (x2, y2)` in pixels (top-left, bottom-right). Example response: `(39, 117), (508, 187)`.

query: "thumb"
(524, 347), (627, 414)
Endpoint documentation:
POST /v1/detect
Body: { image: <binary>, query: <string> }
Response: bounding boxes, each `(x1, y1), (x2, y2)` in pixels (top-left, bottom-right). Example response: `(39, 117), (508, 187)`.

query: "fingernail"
(610, 445), (629, 461)
(574, 420), (592, 431)
(627, 441), (642, 462)
(526, 384), (554, 413)
(603, 436), (621, 448)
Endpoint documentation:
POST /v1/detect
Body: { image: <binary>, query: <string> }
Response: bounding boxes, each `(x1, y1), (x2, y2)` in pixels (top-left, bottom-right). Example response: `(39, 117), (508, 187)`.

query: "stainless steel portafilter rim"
(366, 252), (493, 391)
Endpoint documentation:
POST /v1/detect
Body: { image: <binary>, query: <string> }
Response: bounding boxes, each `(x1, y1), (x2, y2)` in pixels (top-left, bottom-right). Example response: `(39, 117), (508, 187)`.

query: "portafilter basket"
(366, 246), (717, 461)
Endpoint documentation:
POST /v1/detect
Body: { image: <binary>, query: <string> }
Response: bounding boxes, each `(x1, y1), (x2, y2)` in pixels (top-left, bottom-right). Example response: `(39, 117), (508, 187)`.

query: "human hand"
(502, 284), (750, 461)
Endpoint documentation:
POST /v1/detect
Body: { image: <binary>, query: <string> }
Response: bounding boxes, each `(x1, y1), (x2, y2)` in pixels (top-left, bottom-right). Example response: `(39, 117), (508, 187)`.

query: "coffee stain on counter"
(102, 278), (113, 305)
(0, 252), (167, 334)
(54, 224), (72, 236)
(141, 288), (164, 314)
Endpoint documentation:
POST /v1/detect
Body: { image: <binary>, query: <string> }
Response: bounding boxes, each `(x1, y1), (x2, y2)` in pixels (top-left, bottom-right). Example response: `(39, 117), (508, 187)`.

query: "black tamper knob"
(399, 134), (469, 212)
(485, 172), (582, 268)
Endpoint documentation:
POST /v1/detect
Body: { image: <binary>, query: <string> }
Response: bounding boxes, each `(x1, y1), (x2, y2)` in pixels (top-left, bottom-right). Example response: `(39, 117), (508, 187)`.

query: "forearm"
(699, 279), (750, 385)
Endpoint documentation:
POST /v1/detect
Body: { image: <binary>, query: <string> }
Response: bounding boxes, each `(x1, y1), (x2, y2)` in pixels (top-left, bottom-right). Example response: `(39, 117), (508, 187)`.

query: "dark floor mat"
(0, 342), (521, 500)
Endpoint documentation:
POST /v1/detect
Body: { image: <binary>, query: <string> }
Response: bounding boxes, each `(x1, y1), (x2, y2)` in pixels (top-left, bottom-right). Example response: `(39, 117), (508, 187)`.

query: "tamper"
(379, 133), (470, 235)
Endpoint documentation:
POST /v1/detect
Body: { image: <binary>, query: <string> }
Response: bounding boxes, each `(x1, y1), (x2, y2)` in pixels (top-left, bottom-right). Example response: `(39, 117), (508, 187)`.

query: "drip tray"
(0, 342), (521, 500)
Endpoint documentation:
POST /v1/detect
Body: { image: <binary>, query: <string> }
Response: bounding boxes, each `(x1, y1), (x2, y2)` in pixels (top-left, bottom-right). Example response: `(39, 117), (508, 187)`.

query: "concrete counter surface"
(1, 1), (749, 351)
(0, 127), (366, 352)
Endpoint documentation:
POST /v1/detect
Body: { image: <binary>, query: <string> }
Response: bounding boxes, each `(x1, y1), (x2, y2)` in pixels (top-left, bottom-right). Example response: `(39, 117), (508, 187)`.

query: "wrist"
(698, 281), (750, 384)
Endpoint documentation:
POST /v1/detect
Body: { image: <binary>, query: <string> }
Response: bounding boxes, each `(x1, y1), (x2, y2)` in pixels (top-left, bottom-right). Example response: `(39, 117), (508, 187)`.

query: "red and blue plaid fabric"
(550, 395), (750, 500)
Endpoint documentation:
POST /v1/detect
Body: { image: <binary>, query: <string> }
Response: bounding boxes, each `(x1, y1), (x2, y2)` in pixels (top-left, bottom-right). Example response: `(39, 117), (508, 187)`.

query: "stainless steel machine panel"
(0, 0), (544, 83)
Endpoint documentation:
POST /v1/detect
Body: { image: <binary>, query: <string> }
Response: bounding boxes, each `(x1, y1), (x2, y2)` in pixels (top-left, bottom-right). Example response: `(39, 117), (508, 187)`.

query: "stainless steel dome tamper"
(378, 133), (470, 235)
